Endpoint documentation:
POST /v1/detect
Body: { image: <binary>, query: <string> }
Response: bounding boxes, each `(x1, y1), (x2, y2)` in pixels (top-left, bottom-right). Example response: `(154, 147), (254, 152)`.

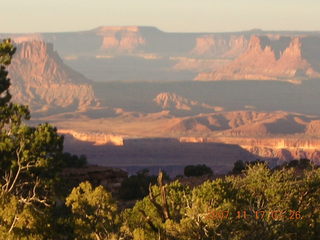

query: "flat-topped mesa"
(96, 26), (141, 33)
(94, 26), (160, 34)
(195, 35), (320, 82)
(8, 40), (98, 112)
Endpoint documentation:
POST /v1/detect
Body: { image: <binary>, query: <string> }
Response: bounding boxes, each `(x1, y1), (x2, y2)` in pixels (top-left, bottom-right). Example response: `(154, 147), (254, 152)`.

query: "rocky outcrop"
(8, 40), (98, 112)
(153, 92), (223, 117)
(195, 35), (320, 82)
(154, 92), (219, 112)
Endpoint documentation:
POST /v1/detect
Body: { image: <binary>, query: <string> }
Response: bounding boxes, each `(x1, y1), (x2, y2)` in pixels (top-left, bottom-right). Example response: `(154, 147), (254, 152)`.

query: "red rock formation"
(195, 35), (320, 82)
(154, 92), (213, 110)
(8, 41), (98, 112)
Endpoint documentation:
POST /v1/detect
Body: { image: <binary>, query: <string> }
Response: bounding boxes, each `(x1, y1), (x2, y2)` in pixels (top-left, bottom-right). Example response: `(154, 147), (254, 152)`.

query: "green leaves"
(66, 181), (119, 240)
(0, 39), (16, 106)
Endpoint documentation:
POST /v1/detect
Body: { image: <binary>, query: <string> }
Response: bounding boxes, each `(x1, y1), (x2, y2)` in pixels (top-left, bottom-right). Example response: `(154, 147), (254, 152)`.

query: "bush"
(184, 164), (213, 177)
(119, 169), (157, 200)
(231, 159), (267, 174)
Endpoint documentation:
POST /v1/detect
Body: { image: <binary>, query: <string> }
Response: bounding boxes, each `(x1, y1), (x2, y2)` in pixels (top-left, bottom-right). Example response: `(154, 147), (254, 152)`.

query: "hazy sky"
(1, 0), (319, 33)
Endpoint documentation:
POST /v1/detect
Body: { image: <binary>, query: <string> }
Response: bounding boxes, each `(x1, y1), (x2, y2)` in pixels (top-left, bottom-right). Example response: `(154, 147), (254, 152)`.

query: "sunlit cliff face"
(58, 129), (124, 146)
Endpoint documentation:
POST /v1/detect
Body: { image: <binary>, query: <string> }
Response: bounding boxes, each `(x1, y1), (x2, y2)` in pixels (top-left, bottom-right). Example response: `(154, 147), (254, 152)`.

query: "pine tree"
(0, 39), (15, 106)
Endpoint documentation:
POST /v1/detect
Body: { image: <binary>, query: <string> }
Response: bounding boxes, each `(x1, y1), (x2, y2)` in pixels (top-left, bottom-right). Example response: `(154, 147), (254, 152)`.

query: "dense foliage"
(121, 164), (320, 240)
(119, 169), (171, 200)
(1, 39), (320, 239)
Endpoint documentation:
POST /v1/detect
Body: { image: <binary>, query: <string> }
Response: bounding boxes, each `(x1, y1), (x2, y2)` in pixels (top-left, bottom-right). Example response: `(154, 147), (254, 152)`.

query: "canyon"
(3, 26), (320, 173)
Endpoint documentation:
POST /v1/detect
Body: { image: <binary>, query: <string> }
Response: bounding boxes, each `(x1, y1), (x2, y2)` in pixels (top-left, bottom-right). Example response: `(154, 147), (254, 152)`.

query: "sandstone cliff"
(195, 35), (320, 82)
(180, 136), (320, 164)
(8, 41), (98, 112)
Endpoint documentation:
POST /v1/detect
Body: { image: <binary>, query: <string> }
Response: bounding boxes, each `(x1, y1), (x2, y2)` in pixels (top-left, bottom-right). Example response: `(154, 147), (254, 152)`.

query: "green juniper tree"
(0, 39), (66, 239)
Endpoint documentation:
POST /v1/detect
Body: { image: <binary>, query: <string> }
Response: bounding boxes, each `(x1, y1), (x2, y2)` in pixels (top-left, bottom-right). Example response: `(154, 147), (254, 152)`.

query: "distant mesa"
(93, 26), (162, 34)
(94, 26), (147, 52)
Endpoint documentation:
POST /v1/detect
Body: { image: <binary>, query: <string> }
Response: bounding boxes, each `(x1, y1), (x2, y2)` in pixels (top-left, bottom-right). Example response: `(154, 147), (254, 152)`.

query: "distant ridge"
(2, 26), (320, 101)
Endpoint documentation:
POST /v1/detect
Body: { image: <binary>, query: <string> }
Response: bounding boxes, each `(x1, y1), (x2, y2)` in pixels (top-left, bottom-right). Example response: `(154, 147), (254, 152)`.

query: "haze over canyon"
(3, 26), (320, 174)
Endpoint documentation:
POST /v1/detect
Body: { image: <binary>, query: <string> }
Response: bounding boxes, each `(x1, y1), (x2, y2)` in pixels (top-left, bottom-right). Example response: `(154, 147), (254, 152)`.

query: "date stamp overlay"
(204, 210), (302, 221)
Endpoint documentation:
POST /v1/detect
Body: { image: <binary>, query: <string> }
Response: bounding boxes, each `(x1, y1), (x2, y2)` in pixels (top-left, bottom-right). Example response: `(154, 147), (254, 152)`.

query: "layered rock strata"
(8, 40), (98, 112)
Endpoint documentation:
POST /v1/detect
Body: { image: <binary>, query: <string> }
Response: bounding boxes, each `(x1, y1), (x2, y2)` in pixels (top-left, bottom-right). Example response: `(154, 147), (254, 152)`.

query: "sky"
(1, 0), (319, 33)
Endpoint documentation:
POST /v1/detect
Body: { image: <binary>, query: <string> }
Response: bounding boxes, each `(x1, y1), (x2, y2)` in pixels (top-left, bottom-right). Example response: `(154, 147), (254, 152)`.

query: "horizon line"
(1, 25), (320, 35)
